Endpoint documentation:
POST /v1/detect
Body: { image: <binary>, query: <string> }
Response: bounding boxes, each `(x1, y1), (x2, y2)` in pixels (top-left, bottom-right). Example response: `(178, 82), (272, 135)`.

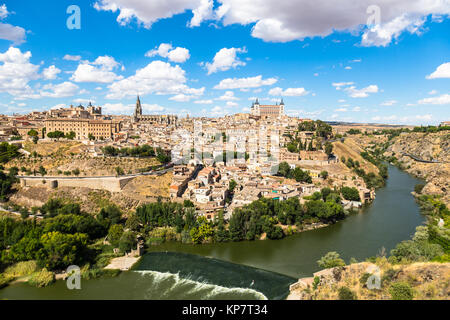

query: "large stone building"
(133, 96), (178, 125)
(44, 118), (121, 140)
(250, 98), (285, 118)
(47, 102), (102, 119)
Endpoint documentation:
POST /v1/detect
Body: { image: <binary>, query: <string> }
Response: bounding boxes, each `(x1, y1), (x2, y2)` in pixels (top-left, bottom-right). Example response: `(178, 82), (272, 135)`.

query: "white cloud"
(226, 101), (238, 107)
(335, 108), (348, 112)
(194, 99), (213, 104)
(361, 14), (426, 47)
(215, 0), (450, 45)
(189, 0), (214, 27)
(42, 65), (61, 80)
(169, 93), (194, 102)
(94, 0), (211, 28)
(428, 89), (438, 95)
(345, 85), (379, 98)
(167, 47), (191, 63)
(40, 82), (79, 98)
(63, 54), (82, 61)
(106, 60), (204, 99)
(0, 23), (26, 45)
(332, 82), (354, 90)
(0, 47), (40, 97)
(418, 94), (450, 105)
(426, 62), (450, 79)
(0, 4), (8, 19)
(268, 87), (308, 96)
(344, 66), (352, 70)
(380, 100), (397, 106)
(214, 75), (277, 90)
(333, 82), (379, 98)
(216, 91), (239, 101)
(204, 47), (246, 74)
(0, 5), (26, 45)
(71, 56), (123, 83)
(146, 43), (190, 63)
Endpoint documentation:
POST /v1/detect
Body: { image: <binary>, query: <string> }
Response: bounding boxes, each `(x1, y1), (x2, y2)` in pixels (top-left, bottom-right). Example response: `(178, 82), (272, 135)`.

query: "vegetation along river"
(0, 165), (425, 300)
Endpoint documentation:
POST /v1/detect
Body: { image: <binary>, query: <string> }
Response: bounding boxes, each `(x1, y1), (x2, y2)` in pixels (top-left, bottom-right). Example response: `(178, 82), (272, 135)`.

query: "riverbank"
(287, 260), (450, 300)
(105, 256), (141, 271)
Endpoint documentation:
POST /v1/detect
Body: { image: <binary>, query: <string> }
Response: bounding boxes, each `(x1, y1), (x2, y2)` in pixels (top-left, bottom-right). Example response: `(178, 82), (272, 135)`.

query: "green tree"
(38, 166), (47, 177)
(324, 142), (333, 156)
(118, 231), (136, 253)
(108, 224), (124, 247)
(317, 251), (346, 269)
(37, 231), (89, 270)
(341, 187), (360, 201)
(277, 162), (291, 178)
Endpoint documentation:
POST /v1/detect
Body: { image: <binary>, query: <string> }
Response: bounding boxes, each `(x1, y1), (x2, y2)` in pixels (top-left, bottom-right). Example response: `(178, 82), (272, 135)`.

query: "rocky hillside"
(288, 260), (450, 300)
(384, 131), (450, 206)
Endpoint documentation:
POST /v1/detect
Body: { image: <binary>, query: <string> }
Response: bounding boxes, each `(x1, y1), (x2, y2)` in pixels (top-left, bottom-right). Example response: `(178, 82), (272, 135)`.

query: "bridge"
(401, 152), (442, 164)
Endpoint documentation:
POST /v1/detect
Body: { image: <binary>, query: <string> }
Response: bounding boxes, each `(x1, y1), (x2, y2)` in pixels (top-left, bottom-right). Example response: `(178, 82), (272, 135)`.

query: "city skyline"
(0, 0), (449, 124)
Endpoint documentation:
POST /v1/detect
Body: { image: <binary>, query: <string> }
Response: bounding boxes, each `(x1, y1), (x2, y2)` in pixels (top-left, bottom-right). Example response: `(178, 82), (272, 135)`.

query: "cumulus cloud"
(361, 14), (427, 47)
(426, 62), (450, 79)
(0, 47), (40, 97)
(194, 99), (213, 104)
(216, 90), (239, 101)
(40, 81), (79, 98)
(71, 55), (123, 83)
(204, 47), (246, 75)
(268, 87), (308, 96)
(63, 54), (82, 61)
(42, 65), (61, 80)
(146, 43), (191, 63)
(0, 4), (26, 45)
(106, 60), (204, 99)
(333, 82), (378, 98)
(418, 93), (450, 105)
(215, 0), (450, 45)
(214, 75), (277, 90)
(94, 0), (211, 28)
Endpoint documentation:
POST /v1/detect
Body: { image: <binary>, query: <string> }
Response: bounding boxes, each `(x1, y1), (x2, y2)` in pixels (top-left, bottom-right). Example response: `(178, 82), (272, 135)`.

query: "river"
(0, 164), (425, 300)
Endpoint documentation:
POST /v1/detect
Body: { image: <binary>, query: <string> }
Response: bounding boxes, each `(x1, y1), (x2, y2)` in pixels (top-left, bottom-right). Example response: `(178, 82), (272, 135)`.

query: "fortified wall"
(19, 175), (135, 193)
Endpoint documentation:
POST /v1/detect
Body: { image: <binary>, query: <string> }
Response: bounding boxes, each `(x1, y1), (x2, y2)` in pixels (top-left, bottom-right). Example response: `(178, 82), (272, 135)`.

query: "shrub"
(389, 282), (414, 300)
(338, 286), (357, 300)
(28, 268), (55, 287)
(317, 252), (346, 269)
(4, 261), (38, 278)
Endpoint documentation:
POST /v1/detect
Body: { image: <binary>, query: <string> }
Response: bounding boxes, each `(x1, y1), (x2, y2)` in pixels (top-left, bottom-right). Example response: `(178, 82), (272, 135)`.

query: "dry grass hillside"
(288, 259), (450, 300)
(332, 137), (379, 175)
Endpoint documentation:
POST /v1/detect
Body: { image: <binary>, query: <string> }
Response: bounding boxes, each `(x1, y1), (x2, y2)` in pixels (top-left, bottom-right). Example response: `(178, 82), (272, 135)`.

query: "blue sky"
(0, 0), (449, 124)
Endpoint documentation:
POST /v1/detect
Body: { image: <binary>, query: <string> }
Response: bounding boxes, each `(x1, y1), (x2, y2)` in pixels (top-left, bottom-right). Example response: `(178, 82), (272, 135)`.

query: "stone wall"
(20, 176), (135, 193)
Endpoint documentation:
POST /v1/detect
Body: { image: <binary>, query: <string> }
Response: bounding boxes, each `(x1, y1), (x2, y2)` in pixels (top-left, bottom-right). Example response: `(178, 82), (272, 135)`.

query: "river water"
(0, 165), (425, 300)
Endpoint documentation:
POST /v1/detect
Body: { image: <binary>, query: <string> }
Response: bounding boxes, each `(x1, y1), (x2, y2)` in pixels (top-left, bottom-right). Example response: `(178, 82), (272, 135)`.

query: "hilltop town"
(0, 97), (387, 218)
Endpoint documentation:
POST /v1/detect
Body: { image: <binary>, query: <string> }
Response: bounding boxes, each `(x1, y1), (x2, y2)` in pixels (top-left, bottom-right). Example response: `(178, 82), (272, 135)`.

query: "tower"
(251, 98), (260, 116)
(134, 95), (142, 121)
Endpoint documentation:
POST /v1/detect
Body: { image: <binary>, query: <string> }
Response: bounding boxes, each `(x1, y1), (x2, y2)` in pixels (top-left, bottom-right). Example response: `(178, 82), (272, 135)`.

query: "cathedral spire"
(134, 95), (142, 120)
